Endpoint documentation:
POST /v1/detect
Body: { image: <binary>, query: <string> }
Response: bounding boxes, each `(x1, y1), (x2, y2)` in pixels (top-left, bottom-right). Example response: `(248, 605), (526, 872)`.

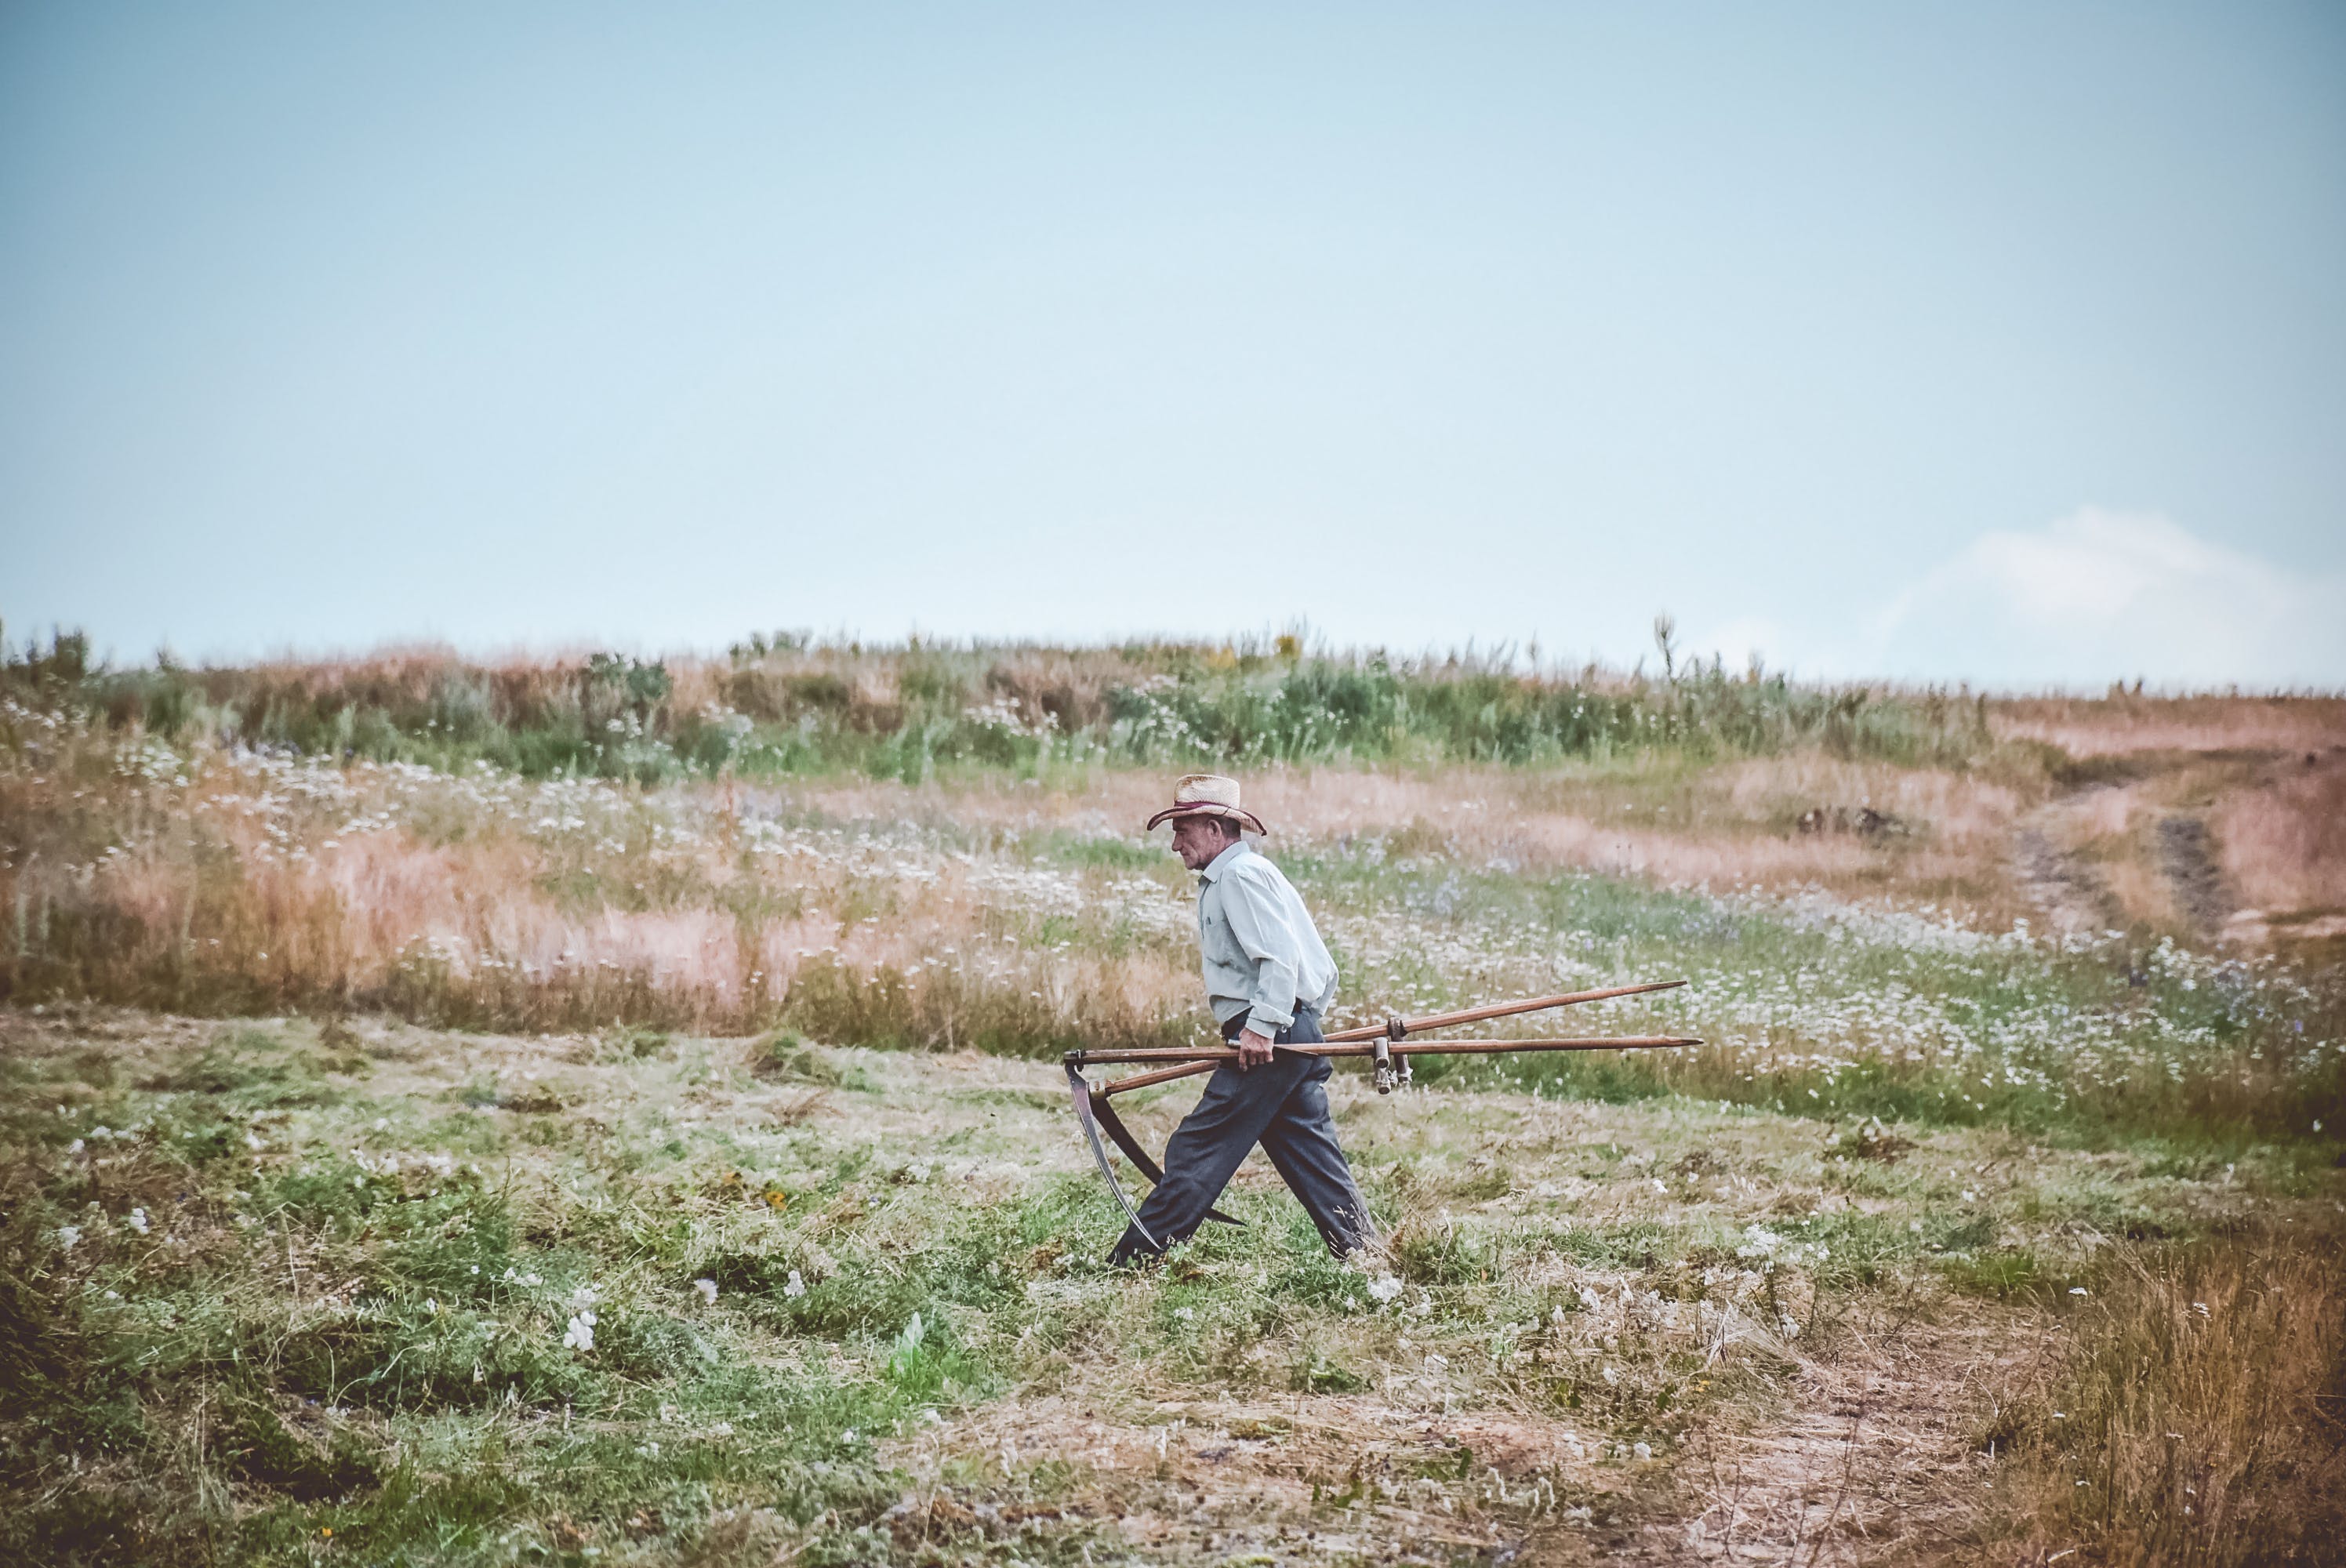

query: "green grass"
(1, 1004), (2334, 1565)
(3, 644), (2341, 1561)
(5, 627), (1995, 786)
(0, 1022), (1051, 1564)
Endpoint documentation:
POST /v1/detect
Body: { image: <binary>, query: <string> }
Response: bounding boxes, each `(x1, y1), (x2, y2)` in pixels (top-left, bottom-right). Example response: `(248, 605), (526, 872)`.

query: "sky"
(3, 3), (2342, 690)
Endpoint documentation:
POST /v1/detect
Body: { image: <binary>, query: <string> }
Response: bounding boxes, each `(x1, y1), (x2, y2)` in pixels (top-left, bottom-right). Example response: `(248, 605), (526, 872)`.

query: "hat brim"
(1146, 802), (1268, 836)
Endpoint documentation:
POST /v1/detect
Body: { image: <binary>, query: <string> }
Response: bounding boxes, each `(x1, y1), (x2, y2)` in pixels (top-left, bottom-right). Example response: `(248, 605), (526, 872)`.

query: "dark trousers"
(1108, 1006), (1377, 1265)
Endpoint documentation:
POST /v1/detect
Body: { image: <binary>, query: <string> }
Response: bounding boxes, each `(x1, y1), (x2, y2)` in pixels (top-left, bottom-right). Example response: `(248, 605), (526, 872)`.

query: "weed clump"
(1990, 1224), (2346, 1563)
(752, 1030), (842, 1085)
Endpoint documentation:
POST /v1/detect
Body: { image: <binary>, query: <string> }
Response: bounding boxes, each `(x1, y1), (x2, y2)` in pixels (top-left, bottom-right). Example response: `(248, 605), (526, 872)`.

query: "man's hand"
(1235, 1027), (1276, 1070)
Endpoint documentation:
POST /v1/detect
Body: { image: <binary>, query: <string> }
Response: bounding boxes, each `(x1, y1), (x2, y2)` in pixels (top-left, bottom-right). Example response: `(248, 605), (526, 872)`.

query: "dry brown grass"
(1992, 695), (2346, 760)
(13, 670), (2346, 1114)
(1977, 1224), (2346, 1567)
(0, 742), (1204, 1047)
(2216, 756), (2346, 943)
(12, 717), (2345, 1053)
(786, 756), (2046, 922)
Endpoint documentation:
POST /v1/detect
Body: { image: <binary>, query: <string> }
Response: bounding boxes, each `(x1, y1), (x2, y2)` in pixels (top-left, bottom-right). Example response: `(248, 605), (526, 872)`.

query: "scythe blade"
(1068, 1062), (1157, 1248)
(1087, 1078), (1242, 1229)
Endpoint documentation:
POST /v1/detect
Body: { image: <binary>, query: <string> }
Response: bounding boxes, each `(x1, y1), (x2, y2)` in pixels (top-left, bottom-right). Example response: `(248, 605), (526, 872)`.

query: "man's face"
(1170, 815), (1234, 871)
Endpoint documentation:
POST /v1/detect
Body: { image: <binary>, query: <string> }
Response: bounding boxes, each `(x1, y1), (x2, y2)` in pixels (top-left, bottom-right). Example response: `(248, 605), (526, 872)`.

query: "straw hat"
(1145, 773), (1267, 835)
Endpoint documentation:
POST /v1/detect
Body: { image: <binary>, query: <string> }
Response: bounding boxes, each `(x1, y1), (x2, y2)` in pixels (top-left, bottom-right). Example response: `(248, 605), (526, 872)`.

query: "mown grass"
(0, 1021), (1053, 1565)
(4, 1008), (2334, 1565)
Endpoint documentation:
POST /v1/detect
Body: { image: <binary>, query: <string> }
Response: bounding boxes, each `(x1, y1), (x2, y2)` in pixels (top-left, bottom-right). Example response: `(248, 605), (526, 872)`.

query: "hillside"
(2, 640), (2341, 1565)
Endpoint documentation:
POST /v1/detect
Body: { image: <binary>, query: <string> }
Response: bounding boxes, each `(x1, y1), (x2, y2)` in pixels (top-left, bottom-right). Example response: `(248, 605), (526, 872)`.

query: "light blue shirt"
(1197, 840), (1338, 1033)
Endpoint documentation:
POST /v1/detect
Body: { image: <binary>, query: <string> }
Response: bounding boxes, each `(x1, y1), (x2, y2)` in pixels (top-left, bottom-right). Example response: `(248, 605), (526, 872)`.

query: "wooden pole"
(1320, 979), (1684, 1043)
(1077, 981), (1693, 1096)
(1081, 1034), (1700, 1068)
(1092, 1034), (1699, 1098)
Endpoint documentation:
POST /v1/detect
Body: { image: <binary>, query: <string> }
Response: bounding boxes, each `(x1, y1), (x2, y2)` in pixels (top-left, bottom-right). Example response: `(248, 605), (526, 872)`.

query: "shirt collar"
(1199, 837), (1251, 883)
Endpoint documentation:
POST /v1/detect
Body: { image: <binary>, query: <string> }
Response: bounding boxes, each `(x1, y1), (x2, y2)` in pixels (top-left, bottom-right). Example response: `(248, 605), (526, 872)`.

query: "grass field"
(3, 639), (2343, 1565)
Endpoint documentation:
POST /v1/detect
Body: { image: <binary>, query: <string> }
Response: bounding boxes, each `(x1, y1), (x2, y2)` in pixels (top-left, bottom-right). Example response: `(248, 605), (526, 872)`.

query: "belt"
(1222, 1003), (1313, 1041)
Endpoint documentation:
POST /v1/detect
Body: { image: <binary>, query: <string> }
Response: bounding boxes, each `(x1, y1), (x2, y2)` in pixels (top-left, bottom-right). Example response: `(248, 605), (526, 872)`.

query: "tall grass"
(1985, 1223), (2346, 1565)
(3, 704), (2337, 1148)
(5, 627), (1996, 783)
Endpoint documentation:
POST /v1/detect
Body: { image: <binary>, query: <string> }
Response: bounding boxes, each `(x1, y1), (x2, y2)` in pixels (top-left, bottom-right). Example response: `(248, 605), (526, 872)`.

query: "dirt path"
(2012, 783), (2243, 943)
(2153, 813), (2233, 942)
(1604, 1303), (2038, 1566)
(883, 1298), (2043, 1567)
(2010, 787), (2123, 935)
(888, 1385), (1670, 1565)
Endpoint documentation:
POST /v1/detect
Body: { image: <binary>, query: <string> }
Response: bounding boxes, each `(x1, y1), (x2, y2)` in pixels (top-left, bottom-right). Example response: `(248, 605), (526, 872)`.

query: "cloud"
(1873, 510), (2346, 690)
(1693, 510), (2345, 691)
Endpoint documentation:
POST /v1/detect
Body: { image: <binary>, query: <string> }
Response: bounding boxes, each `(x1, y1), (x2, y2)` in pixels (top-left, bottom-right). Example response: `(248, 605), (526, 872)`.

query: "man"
(1109, 774), (1377, 1266)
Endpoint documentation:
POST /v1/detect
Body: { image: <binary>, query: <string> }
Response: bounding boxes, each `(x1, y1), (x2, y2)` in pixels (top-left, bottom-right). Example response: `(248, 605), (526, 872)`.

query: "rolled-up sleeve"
(1218, 864), (1302, 1033)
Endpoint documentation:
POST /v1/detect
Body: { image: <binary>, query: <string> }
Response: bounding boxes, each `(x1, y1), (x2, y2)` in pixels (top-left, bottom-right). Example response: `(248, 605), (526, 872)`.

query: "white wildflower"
(125, 1207), (150, 1236)
(1602, 1365), (1620, 1385)
(1368, 1273), (1404, 1305)
(56, 1225), (82, 1251)
(784, 1269), (806, 1298)
(1172, 1306), (1193, 1321)
(1633, 1442), (1653, 1461)
(693, 1278), (718, 1305)
(561, 1311), (597, 1352)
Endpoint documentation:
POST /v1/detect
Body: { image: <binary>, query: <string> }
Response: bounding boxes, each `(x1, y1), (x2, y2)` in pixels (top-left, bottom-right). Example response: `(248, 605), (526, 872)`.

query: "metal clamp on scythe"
(1063, 980), (1699, 1236)
(1372, 1013), (1410, 1095)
